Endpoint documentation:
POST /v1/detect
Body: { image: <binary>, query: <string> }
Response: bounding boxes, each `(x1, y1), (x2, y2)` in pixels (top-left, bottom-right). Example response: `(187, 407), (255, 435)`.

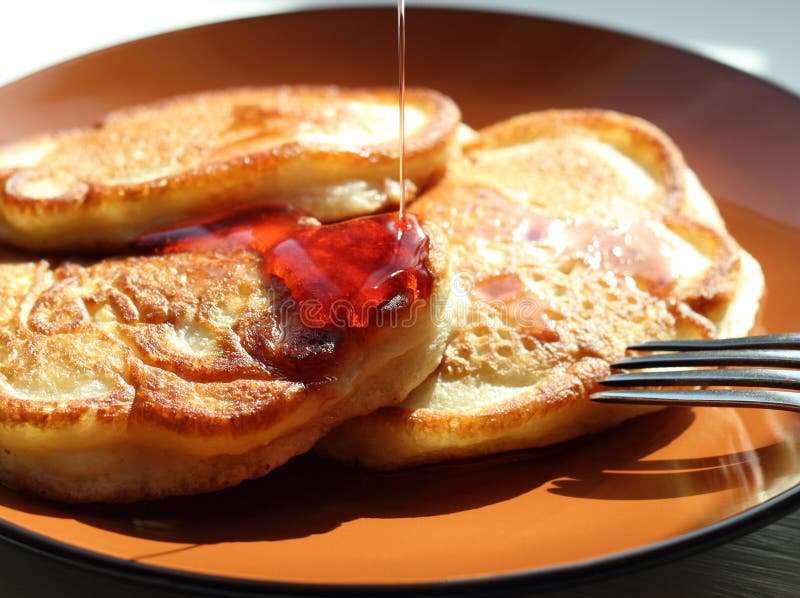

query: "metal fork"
(591, 333), (800, 412)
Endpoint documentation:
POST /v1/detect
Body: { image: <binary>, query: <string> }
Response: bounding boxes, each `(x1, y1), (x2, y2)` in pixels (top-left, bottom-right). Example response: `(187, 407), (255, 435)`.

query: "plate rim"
(0, 5), (799, 595)
(1, 483), (798, 596)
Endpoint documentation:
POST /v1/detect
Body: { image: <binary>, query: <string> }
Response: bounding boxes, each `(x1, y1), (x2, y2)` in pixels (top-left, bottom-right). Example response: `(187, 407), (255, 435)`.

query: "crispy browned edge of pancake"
(316, 109), (759, 469)
(0, 220), (450, 450)
(0, 86), (460, 216)
(0, 222), (452, 502)
(472, 108), (743, 315)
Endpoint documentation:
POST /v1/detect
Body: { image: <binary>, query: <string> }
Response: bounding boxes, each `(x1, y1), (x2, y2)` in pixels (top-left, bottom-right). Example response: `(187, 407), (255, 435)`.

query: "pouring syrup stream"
(397, 0), (406, 218)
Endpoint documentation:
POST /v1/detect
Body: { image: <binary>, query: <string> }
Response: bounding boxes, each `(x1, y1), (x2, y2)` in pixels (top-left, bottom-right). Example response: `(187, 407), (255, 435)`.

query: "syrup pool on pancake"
(136, 208), (433, 337)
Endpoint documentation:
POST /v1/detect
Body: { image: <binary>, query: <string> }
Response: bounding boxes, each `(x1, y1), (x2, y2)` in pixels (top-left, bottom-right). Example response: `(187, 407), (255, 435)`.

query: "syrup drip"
(397, 0), (407, 218)
(136, 210), (433, 329)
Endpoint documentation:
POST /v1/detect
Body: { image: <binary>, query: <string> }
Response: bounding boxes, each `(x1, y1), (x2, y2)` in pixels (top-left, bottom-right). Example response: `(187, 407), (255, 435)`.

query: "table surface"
(1, 1), (798, 596)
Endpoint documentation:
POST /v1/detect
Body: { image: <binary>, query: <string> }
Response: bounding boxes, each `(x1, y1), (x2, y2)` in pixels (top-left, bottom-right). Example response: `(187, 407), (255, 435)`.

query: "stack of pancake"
(0, 87), (763, 502)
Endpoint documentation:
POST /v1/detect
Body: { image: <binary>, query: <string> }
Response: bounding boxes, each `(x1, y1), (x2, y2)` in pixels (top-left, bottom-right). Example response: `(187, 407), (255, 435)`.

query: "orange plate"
(0, 7), (799, 595)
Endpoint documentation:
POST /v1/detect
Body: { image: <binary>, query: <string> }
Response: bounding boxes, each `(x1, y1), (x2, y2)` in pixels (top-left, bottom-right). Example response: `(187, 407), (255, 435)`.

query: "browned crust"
(663, 212), (742, 314)
(0, 391), (132, 428)
(0, 215), (450, 504)
(355, 358), (612, 438)
(0, 319), (447, 504)
(317, 109), (761, 470)
(317, 358), (660, 470)
(3, 87), (458, 211)
(472, 109), (686, 214)
(471, 108), (743, 321)
(0, 86), (461, 251)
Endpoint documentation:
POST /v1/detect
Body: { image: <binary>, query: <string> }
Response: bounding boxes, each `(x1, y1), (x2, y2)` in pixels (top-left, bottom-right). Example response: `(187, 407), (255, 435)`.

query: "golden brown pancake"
(0, 86), (460, 252)
(316, 110), (765, 469)
(0, 212), (451, 502)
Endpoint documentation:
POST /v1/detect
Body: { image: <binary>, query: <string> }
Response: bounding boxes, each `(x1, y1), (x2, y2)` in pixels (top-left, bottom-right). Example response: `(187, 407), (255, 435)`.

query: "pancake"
(0, 211), (451, 502)
(0, 86), (460, 252)
(316, 109), (765, 469)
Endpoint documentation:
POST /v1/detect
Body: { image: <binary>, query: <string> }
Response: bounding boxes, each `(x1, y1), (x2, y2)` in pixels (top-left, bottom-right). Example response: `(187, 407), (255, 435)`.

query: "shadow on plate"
(2, 407), (756, 547)
(548, 439), (794, 500)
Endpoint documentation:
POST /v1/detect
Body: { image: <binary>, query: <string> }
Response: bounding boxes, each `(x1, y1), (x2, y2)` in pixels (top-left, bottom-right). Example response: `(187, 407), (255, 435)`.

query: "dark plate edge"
(1, 482), (798, 596)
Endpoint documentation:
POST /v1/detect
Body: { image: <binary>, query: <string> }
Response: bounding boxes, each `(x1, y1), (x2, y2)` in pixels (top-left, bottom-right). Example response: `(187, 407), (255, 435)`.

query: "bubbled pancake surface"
(316, 110), (765, 469)
(0, 86), (460, 251)
(0, 217), (452, 502)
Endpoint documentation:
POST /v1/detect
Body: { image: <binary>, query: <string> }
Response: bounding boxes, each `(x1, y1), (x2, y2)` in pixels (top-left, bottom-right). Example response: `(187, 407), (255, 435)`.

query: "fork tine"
(602, 368), (800, 390)
(591, 389), (800, 412)
(613, 349), (800, 370)
(628, 333), (800, 352)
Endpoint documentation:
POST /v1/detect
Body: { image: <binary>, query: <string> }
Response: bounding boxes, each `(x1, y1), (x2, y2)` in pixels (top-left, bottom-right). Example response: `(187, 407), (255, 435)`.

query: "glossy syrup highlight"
(136, 209), (433, 329)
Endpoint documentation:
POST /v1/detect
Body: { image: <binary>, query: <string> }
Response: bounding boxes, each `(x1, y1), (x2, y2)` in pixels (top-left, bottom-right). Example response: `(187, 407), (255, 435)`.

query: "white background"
(2, 0), (799, 94)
